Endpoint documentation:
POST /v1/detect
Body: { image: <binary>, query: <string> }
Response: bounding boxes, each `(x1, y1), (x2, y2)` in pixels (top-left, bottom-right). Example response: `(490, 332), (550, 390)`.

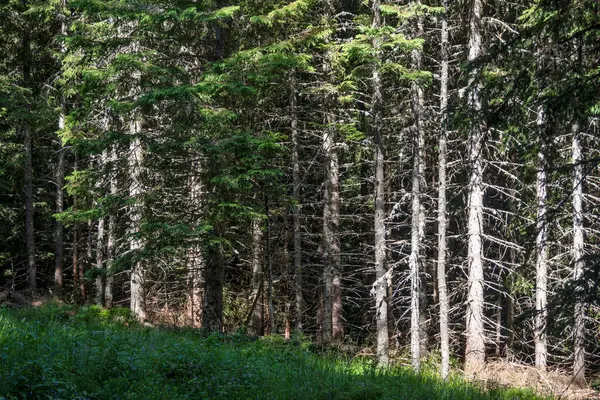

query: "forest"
(1, 0), (600, 392)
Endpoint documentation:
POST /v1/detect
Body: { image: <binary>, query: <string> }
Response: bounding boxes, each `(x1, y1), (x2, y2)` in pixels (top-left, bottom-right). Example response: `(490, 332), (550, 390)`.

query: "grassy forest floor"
(0, 302), (576, 400)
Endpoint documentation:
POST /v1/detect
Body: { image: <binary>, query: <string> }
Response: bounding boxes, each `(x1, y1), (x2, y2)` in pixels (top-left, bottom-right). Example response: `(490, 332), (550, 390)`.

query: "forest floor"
(469, 361), (600, 400)
(0, 301), (590, 399)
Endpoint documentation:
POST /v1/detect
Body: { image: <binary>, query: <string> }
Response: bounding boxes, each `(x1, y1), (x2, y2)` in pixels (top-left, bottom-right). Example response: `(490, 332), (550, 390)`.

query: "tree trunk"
(371, 0), (388, 368)
(201, 0), (229, 334)
(53, 0), (68, 298)
(95, 216), (105, 306)
(410, 2), (425, 371)
(249, 219), (264, 335)
(322, 106), (342, 343)
(129, 117), (146, 320)
(72, 156), (82, 303)
(535, 108), (548, 370)
(465, 0), (486, 375)
(24, 123), (35, 291)
(203, 244), (224, 333)
(290, 72), (303, 332)
(437, 0), (450, 379)
(21, 18), (36, 292)
(265, 195), (275, 335)
(572, 122), (586, 382)
(94, 150), (108, 306)
(186, 166), (204, 328)
(321, 0), (343, 342)
(105, 146), (117, 308)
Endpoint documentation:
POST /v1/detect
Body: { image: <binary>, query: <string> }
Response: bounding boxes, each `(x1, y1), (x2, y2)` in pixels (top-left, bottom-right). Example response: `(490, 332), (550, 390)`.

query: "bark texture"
(437, 0), (450, 378)
(291, 73), (303, 332)
(22, 18), (36, 291)
(250, 219), (264, 335)
(371, 0), (388, 368)
(186, 164), (204, 328)
(409, 3), (425, 371)
(465, 0), (486, 375)
(572, 123), (586, 382)
(535, 108), (548, 370)
(129, 118), (146, 320)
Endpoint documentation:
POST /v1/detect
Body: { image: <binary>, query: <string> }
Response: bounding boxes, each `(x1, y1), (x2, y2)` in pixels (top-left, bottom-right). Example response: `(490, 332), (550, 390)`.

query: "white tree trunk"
(409, 2), (425, 371)
(105, 146), (117, 308)
(572, 123), (586, 382)
(129, 117), (145, 320)
(186, 163), (204, 328)
(95, 212), (105, 306)
(534, 107), (548, 370)
(322, 116), (342, 342)
(437, 0), (450, 379)
(94, 149), (108, 306)
(465, 0), (486, 375)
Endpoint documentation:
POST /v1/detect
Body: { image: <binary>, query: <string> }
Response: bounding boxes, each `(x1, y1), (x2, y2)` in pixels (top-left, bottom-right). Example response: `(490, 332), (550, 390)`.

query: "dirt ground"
(472, 361), (600, 399)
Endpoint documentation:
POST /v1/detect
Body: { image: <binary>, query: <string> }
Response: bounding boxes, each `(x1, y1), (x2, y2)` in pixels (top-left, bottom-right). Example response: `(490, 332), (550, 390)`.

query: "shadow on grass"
(0, 304), (550, 400)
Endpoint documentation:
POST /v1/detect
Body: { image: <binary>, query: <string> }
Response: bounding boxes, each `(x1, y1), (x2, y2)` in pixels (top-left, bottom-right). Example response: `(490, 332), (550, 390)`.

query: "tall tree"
(21, 0), (36, 291)
(54, 0), (68, 295)
(129, 116), (145, 320)
(290, 71), (303, 332)
(437, 0), (450, 379)
(371, 0), (389, 368)
(571, 122), (586, 382)
(409, 0), (426, 371)
(464, 0), (486, 375)
(534, 107), (548, 370)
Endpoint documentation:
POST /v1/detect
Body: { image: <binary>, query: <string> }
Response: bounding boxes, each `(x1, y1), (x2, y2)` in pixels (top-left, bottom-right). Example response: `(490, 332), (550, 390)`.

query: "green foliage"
(0, 305), (550, 400)
(250, 0), (315, 27)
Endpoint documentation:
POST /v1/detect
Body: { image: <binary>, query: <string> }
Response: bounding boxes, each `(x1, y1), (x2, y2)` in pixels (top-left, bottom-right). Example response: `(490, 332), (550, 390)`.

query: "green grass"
(0, 304), (549, 400)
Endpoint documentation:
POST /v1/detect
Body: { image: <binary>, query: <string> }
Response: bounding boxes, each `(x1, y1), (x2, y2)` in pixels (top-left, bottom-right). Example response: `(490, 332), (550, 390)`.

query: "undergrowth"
(0, 303), (550, 399)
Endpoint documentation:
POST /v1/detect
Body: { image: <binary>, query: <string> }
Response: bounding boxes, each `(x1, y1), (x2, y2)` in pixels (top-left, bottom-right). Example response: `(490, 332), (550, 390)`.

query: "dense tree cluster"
(1, 0), (599, 380)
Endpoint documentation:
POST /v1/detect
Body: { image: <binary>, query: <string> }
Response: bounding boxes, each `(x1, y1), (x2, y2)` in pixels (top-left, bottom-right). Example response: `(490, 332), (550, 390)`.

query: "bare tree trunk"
(409, 3), (425, 371)
(54, 135), (65, 294)
(249, 219), (264, 335)
(495, 295), (502, 357)
(572, 123), (586, 382)
(535, 108), (548, 370)
(24, 124), (35, 291)
(73, 222), (81, 302)
(202, 3), (229, 334)
(72, 156), (81, 302)
(94, 150), (108, 306)
(105, 146), (117, 308)
(203, 244), (224, 333)
(186, 244), (204, 328)
(54, 0), (67, 292)
(437, 0), (450, 379)
(186, 166), (204, 328)
(465, 0), (486, 375)
(21, 18), (36, 292)
(95, 216), (105, 306)
(507, 290), (514, 350)
(265, 195), (275, 335)
(321, 0), (343, 342)
(291, 72), (303, 332)
(129, 117), (146, 320)
(371, 0), (388, 368)
(322, 111), (342, 342)
(84, 220), (93, 303)
(322, 132), (332, 344)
